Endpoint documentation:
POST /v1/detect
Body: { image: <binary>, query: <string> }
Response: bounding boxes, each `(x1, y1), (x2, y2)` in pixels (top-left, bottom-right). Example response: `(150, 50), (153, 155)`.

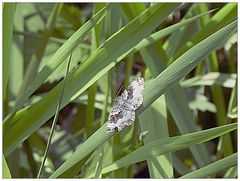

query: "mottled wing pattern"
(107, 77), (144, 133)
(125, 78), (144, 109)
(107, 109), (135, 132)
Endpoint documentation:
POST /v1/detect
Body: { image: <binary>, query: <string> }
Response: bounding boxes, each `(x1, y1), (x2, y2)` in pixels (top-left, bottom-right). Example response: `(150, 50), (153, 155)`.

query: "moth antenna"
(110, 83), (124, 105)
(115, 84), (124, 97)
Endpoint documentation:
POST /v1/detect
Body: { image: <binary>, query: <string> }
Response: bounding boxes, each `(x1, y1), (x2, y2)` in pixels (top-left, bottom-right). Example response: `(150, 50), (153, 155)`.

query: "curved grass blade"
(181, 153), (237, 178)
(138, 21), (236, 112)
(89, 123), (237, 176)
(37, 53), (73, 178)
(49, 21), (237, 178)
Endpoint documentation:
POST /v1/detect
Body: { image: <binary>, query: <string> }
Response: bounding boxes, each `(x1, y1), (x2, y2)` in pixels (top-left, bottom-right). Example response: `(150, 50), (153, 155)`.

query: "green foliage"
(3, 2), (237, 178)
(3, 155), (12, 178)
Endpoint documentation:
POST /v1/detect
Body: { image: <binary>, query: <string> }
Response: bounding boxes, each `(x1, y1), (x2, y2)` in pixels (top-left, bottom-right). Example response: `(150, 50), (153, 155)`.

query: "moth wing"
(122, 110), (135, 126)
(107, 77), (144, 133)
(115, 110), (135, 132)
(126, 78), (144, 110)
(107, 109), (135, 132)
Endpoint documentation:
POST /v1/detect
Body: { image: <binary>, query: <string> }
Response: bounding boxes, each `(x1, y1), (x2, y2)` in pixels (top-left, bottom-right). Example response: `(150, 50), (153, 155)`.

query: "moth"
(107, 77), (144, 133)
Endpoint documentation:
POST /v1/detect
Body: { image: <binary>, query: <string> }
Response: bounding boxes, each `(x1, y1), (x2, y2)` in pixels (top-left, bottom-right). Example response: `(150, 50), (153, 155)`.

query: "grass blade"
(37, 53), (72, 178)
(3, 155), (12, 178)
(133, 9), (217, 53)
(224, 166), (237, 178)
(94, 123), (237, 175)
(181, 153), (237, 178)
(173, 3), (237, 61)
(3, 3), (15, 110)
(139, 96), (173, 178)
(181, 72), (237, 88)
(227, 83), (237, 119)
(139, 21), (236, 112)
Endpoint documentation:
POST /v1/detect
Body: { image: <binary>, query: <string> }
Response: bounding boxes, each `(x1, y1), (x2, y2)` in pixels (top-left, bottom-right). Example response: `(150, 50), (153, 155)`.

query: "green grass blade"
(23, 140), (38, 177)
(3, 3), (15, 107)
(139, 96), (173, 178)
(163, 4), (203, 57)
(181, 153), (237, 178)
(94, 146), (104, 178)
(133, 9), (217, 53)
(173, 3), (237, 61)
(9, 4), (24, 99)
(172, 154), (190, 175)
(57, 154), (92, 178)
(138, 21), (236, 112)
(181, 72), (237, 88)
(165, 86), (210, 167)
(37, 53), (72, 178)
(227, 83), (237, 119)
(4, 3), (181, 157)
(3, 155), (12, 178)
(95, 123), (237, 175)
(50, 123), (114, 178)
(194, 3), (212, 75)
(86, 84), (97, 137)
(224, 166), (237, 178)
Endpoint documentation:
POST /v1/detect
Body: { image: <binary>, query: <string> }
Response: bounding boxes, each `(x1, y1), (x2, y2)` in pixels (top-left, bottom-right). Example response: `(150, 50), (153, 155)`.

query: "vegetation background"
(2, 2), (237, 178)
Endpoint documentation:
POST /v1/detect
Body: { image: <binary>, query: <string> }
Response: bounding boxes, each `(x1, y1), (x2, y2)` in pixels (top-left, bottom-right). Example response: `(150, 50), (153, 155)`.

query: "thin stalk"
(85, 84), (97, 137)
(194, 3), (209, 76)
(229, 45), (236, 73)
(3, 3), (15, 101)
(37, 53), (72, 178)
(23, 140), (38, 177)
